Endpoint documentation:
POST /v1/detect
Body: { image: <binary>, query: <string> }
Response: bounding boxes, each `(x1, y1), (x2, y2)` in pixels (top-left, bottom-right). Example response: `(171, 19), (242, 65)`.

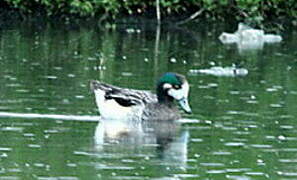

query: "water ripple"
(226, 175), (251, 180)
(200, 162), (225, 167)
(207, 170), (226, 174)
(37, 177), (79, 180)
(212, 151), (232, 155)
(279, 159), (297, 163)
(0, 177), (20, 180)
(224, 142), (245, 147)
(0, 127), (23, 132)
(0, 147), (12, 152)
(0, 112), (99, 122)
(112, 176), (145, 180)
(250, 144), (273, 149)
(174, 174), (199, 178)
(277, 171), (297, 177)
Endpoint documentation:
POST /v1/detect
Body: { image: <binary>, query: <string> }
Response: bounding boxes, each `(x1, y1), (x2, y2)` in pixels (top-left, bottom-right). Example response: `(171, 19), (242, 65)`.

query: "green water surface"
(0, 21), (297, 180)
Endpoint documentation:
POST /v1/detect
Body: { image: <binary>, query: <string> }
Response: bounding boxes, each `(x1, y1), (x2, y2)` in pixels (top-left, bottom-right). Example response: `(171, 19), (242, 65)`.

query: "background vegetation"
(1, 0), (297, 26)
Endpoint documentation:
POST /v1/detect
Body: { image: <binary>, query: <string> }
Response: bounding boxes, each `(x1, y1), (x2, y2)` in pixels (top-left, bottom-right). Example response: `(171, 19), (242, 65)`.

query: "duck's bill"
(178, 98), (192, 114)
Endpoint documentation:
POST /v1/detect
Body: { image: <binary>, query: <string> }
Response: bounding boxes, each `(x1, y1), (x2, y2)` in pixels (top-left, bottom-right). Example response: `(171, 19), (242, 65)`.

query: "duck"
(90, 72), (191, 121)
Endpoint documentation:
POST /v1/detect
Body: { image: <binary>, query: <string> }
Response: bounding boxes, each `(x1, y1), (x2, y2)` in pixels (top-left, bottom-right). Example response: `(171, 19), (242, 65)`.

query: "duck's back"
(91, 80), (158, 120)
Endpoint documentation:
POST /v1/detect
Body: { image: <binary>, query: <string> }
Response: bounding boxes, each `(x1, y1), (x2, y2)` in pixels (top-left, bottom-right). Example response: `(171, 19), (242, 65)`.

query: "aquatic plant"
(2, 0), (296, 26)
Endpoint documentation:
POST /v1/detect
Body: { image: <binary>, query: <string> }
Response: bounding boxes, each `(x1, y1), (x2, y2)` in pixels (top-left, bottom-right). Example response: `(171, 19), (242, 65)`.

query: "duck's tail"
(90, 80), (114, 92)
(90, 80), (111, 113)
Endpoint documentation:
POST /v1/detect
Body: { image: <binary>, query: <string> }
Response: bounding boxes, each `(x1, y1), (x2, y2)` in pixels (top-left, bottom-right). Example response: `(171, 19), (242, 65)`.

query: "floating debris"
(121, 72), (133, 76)
(126, 28), (141, 33)
(189, 66), (248, 77)
(68, 74), (76, 78)
(170, 57), (177, 63)
(219, 23), (282, 52)
(45, 75), (58, 80)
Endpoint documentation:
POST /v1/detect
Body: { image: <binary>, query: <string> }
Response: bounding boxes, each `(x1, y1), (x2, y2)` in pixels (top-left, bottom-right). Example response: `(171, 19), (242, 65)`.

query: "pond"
(0, 20), (297, 180)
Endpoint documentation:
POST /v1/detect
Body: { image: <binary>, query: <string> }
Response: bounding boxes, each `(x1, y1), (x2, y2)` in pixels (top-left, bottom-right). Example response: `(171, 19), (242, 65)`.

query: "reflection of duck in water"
(94, 119), (189, 166)
(90, 72), (192, 121)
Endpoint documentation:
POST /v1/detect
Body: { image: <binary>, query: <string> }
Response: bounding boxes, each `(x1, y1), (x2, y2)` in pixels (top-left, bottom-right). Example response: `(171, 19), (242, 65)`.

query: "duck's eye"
(173, 85), (181, 89)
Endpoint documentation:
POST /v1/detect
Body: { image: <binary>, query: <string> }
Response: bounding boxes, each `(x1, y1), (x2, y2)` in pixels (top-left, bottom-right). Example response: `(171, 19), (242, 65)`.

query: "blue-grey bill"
(178, 98), (192, 114)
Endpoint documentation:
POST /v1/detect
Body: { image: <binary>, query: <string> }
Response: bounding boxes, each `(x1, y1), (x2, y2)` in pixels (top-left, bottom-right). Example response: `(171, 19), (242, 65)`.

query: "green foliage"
(2, 0), (297, 24)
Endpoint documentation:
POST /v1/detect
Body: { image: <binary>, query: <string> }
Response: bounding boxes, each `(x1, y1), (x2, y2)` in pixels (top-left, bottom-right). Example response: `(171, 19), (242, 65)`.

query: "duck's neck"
(157, 87), (174, 106)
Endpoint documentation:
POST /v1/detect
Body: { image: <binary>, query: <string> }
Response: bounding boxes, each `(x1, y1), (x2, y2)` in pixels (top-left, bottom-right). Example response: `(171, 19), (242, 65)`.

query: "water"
(0, 20), (297, 179)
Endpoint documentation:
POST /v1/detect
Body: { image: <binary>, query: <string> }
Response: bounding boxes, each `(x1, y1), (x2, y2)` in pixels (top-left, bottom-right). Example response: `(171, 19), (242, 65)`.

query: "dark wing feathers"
(112, 97), (138, 107)
(90, 80), (157, 107)
(105, 91), (140, 107)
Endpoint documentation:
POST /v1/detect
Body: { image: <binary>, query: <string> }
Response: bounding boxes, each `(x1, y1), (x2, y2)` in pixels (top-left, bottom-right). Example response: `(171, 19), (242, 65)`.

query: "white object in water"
(189, 66), (248, 77)
(264, 34), (283, 43)
(219, 23), (282, 50)
(218, 32), (239, 43)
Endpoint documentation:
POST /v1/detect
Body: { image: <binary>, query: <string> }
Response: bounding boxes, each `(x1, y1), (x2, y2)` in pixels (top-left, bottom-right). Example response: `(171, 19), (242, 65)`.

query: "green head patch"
(157, 72), (183, 86)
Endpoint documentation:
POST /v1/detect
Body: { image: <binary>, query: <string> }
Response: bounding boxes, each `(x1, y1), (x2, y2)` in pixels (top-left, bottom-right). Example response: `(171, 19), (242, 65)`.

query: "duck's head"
(156, 72), (192, 114)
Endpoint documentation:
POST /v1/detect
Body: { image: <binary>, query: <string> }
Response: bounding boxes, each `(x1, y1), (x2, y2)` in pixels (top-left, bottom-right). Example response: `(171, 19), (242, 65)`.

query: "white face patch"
(167, 82), (189, 100)
(168, 82), (191, 113)
(163, 83), (172, 89)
